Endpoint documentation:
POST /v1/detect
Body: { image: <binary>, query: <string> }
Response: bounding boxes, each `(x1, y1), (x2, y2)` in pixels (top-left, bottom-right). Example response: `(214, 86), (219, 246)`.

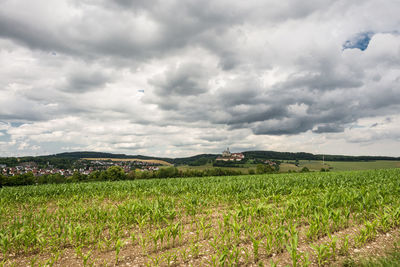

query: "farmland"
(82, 158), (172, 166)
(280, 160), (400, 172)
(1, 169), (400, 266)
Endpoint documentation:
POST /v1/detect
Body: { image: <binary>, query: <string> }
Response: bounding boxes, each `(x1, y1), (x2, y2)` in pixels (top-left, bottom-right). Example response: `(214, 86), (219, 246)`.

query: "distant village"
(0, 148), (281, 177)
(0, 159), (160, 177)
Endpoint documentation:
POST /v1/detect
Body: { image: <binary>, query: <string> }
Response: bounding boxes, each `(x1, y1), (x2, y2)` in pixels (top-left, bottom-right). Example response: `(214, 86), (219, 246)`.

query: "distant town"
(0, 159), (161, 177)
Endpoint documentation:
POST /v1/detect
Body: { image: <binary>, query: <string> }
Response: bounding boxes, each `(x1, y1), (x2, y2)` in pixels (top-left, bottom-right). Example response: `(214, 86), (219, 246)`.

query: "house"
(265, 160), (277, 166)
(222, 147), (232, 157)
(216, 148), (245, 161)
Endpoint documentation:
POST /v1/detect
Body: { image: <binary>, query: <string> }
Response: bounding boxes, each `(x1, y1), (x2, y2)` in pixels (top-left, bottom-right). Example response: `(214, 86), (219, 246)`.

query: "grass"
(1, 169), (400, 266)
(327, 161), (400, 171)
(177, 163), (253, 174)
(177, 160), (400, 174)
(283, 160), (400, 172)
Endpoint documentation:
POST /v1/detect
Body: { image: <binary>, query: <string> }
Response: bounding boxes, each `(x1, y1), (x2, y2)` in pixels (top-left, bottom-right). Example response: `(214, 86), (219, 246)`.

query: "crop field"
(82, 158), (172, 166)
(1, 169), (400, 266)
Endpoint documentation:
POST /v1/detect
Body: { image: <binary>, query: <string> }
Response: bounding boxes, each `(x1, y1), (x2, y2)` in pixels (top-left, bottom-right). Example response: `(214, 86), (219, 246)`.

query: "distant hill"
(0, 150), (399, 168)
(172, 154), (218, 166)
(54, 151), (174, 163)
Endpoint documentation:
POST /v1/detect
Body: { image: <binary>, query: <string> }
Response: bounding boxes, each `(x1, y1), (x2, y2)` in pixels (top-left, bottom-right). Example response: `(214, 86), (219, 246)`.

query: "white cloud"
(0, 0), (400, 157)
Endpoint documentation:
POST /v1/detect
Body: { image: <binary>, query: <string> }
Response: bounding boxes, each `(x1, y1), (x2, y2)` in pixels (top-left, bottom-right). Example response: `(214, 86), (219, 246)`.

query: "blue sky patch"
(343, 32), (374, 51)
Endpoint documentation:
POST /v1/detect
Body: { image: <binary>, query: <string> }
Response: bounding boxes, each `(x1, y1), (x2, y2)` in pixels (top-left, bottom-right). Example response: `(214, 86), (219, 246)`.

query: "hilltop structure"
(216, 148), (245, 161)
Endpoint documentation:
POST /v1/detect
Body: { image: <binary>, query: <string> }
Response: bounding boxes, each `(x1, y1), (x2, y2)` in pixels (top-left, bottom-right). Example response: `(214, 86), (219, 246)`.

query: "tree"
(300, 167), (310, 172)
(127, 170), (137, 180)
(157, 167), (179, 178)
(20, 172), (35, 185)
(104, 166), (126, 181)
(256, 164), (274, 174)
(0, 174), (4, 187)
(70, 171), (87, 182)
(88, 170), (101, 181)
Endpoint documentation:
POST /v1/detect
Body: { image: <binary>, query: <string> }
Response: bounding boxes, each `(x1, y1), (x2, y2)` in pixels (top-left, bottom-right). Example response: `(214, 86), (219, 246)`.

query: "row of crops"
(1, 169), (400, 266)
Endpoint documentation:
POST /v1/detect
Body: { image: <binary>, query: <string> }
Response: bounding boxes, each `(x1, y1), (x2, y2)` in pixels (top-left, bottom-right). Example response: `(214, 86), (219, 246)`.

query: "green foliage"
(301, 167), (310, 172)
(213, 160), (245, 167)
(256, 164), (275, 174)
(189, 157), (210, 166)
(157, 167), (179, 178)
(102, 166), (126, 181)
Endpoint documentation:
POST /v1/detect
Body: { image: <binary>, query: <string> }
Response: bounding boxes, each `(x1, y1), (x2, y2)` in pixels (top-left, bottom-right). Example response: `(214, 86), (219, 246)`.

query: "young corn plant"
(311, 242), (331, 266)
(82, 249), (92, 267)
(285, 224), (299, 267)
(180, 248), (189, 263)
(190, 241), (200, 259)
(328, 235), (338, 260)
(301, 252), (311, 267)
(251, 235), (262, 263)
(169, 222), (180, 246)
(115, 238), (124, 264)
(338, 235), (349, 256)
(164, 250), (177, 267)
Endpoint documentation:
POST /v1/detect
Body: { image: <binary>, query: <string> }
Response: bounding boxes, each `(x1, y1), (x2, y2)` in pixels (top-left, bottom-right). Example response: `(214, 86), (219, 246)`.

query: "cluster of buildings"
(264, 160), (278, 166)
(216, 148), (245, 161)
(82, 160), (160, 172)
(0, 160), (160, 177)
(1, 163), (76, 177)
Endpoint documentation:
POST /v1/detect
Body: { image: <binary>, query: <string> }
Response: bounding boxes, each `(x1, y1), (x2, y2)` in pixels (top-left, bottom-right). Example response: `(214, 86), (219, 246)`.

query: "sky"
(0, 0), (400, 158)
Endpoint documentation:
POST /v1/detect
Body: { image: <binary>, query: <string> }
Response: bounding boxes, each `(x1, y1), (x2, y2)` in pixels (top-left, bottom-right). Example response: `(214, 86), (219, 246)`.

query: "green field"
(177, 163), (254, 174)
(280, 160), (400, 172)
(1, 169), (400, 266)
(326, 160), (400, 171)
(177, 160), (400, 174)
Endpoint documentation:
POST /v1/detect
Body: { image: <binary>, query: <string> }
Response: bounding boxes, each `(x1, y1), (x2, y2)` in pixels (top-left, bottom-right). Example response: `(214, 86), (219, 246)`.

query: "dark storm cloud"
(278, 72), (363, 91)
(149, 63), (210, 96)
(109, 0), (159, 9)
(64, 70), (111, 93)
(224, 106), (289, 125)
(253, 117), (315, 135)
(199, 135), (227, 142)
(0, 14), (71, 53)
(0, 0), (338, 66)
(312, 124), (345, 133)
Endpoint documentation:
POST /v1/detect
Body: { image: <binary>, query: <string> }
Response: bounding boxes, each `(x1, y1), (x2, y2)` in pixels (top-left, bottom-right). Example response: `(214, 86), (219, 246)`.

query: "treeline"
(212, 160), (245, 168)
(0, 164), (280, 187)
(173, 154), (218, 166)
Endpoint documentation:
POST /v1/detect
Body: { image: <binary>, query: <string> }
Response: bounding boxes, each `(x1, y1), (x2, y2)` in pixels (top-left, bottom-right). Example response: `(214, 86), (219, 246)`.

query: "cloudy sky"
(0, 0), (400, 157)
